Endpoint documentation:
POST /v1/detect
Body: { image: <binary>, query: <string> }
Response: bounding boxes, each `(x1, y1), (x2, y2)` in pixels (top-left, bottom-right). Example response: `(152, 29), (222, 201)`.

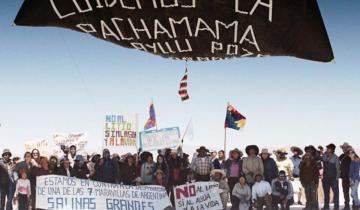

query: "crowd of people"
(0, 142), (359, 210)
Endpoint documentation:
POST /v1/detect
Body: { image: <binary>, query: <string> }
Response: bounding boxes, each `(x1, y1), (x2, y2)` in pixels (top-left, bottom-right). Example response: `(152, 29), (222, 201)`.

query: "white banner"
(24, 139), (49, 157)
(53, 133), (88, 157)
(36, 175), (171, 210)
(174, 182), (222, 210)
(139, 127), (180, 151)
(103, 114), (138, 154)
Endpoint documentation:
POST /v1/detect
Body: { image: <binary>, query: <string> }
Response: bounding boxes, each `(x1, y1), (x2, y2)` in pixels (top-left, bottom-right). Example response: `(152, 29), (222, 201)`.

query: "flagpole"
(181, 118), (192, 145)
(224, 127), (227, 155)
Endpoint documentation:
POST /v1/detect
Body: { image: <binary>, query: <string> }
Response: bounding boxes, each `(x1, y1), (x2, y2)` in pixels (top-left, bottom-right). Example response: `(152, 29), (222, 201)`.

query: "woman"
(31, 149), (41, 167)
(349, 150), (360, 209)
(141, 155), (156, 185)
(30, 157), (50, 210)
(154, 155), (169, 181)
(153, 170), (169, 193)
(48, 155), (59, 175)
(242, 145), (264, 186)
(120, 155), (139, 185)
(14, 152), (33, 181)
(232, 176), (251, 210)
(211, 169), (230, 210)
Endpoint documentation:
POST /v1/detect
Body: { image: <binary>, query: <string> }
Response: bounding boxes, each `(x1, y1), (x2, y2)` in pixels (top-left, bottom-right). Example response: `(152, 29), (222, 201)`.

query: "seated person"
(271, 170), (294, 210)
(252, 174), (272, 210)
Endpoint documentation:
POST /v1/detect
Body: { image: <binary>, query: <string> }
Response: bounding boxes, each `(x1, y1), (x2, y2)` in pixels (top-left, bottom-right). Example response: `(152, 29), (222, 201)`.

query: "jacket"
(262, 158), (278, 183)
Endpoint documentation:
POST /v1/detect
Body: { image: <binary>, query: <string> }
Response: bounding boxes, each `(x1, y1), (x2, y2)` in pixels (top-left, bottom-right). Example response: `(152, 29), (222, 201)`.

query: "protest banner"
(103, 114), (138, 154)
(174, 182), (222, 210)
(25, 139), (49, 157)
(36, 175), (171, 210)
(139, 127), (180, 151)
(53, 133), (88, 157)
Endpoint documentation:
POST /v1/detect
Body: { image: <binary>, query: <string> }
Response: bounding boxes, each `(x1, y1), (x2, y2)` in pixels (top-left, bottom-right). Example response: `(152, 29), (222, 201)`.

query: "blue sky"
(0, 0), (359, 156)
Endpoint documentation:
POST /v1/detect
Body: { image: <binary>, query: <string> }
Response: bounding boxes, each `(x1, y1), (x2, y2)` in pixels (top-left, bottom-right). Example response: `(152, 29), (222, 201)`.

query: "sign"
(103, 114), (138, 154)
(174, 182), (222, 210)
(53, 133), (88, 157)
(25, 139), (49, 157)
(36, 175), (172, 210)
(14, 0), (334, 62)
(139, 127), (180, 151)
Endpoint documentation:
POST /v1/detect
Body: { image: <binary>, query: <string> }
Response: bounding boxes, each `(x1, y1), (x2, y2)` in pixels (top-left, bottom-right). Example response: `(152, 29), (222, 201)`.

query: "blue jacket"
(349, 160), (360, 182)
(263, 158), (278, 183)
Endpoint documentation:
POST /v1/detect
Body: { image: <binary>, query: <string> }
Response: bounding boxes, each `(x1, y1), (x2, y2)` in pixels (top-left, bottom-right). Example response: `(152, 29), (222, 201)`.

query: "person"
(318, 146), (324, 156)
(191, 146), (213, 181)
(349, 149), (360, 209)
(72, 156), (90, 179)
(154, 155), (169, 182)
(211, 151), (222, 169)
(48, 155), (59, 175)
(168, 150), (185, 187)
(153, 170), (169, 193)
(0, 149), (15, 210)
(274, 148), (294, 180)
(14, 152), (33, 181)
(14, 170), (31, 210)
(225, 148), (243, 209)
(57, 158), (74, 177)
(31, 157), (50, 209)
(68, 145), (79, 168)
(141, 154), (156, 185)
(252, 174), (272, 210)
(211, 169), (229, 210)
(88, 152), (100, 180)
(260, 148), (278, 184)
(30, 149), (41, 167)
(242, 145), (263, 186)
(120, 155), (138, 185)
(290, 146), (303, 205)
(95, 149), (119, 183)
(271, 170), (294, 210)
(232, 175), (251, 210)
(218, 150), (226, 169)
(339, 142), (352, 210)
(300, 153), (320, 210)
(321, 143), (340, 210)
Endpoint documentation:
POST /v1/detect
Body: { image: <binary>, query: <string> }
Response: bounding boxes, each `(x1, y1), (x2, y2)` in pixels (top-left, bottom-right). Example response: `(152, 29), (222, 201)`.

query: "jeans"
(228, 177), (239, 210)
(0, 182), (15, 210)
(304, 182), (319, 210)
(342, 177), (350, 207)
(351, 180), (360, 206)
(322, 178), (339, 209)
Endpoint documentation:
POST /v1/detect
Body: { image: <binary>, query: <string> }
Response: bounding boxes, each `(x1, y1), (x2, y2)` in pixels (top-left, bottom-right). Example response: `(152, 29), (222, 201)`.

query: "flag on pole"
(144, 101), (156, 130)
(178, 68), (189, 101)
(225, 103), (246, 130)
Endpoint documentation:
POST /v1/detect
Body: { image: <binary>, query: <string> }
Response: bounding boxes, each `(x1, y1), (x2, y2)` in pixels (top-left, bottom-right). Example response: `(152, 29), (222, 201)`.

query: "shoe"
(298, 201), (303, 205)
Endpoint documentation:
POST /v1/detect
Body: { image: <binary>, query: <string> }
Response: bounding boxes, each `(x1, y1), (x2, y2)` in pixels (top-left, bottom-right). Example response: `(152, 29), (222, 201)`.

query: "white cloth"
(252, 180), (272, 201)
(15, 179), (31, 196)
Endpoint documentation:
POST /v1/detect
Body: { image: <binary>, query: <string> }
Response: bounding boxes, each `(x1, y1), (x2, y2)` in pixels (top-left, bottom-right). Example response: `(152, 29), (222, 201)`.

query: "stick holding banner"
(181, 118), (193, 145)
(224, 128), (227, 155)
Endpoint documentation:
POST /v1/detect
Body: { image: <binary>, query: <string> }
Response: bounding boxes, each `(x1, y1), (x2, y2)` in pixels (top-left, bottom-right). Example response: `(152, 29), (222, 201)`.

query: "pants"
(304, 182), (319, 210)
(253, 195), (272, 210)
(195, 174), (210, 182)
(0, 182), (15, 210)
(272, 195), (293, 210)
(18, 194), (29, 210)
(322, 178), (339, 209)
(351, 180), (360, 206)
(342, 177), (350, 208)
(228, 177), (239, 210)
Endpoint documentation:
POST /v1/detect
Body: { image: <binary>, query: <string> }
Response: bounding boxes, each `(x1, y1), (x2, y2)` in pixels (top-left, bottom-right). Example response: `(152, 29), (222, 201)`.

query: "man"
(300, 153), (320, 210)
(225, 148), (243, 209)
(271, 170), (294, 210)
(321, 143), (340, 210)
(339, 142), (352, 210)
(68, 145), (82, 168)
(95, 149), (119, 183)
(290, 146), (304, 205)
(218, 150), (227, 169)
(57, 158), (74, 177)
(242, 145), (264, 187)
(275, 148), (294, 180)
(191, 146), (213, 181)
(252, 174), (273, 210)
(0, 149), (15, 210)
(211, 150), (221, 169)
(260, 148), (278, 184)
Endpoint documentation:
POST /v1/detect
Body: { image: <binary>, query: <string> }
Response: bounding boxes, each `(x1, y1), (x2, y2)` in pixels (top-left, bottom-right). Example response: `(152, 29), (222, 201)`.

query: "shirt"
(232, 183), (251, 202)
(252, 180), (272, 201)
(191, 156), (213, 175)
(229, 162), (240, 177)
(276, 158), (294, 178)
(15, 179), (31, 196)
(271, 179), (294, 199)
(290, 156), (301, 177)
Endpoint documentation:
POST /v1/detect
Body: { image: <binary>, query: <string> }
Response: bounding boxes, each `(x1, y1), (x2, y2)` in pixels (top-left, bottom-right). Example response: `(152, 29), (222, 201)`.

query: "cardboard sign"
(139, 127), (181, 151)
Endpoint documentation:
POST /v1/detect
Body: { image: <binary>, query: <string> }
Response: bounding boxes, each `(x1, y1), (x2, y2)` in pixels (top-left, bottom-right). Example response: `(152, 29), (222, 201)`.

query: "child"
(14, 170), (31, 210)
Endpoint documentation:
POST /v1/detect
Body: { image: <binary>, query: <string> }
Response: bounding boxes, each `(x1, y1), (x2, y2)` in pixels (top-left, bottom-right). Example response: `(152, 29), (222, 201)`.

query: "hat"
(211, 169), (226, 178)
(290, 146), (303, 155)
(304, 145), (317, 153)
(276, 148), (288, 154)
(340, 142), (351, 149)
(196, 146), (209, 153)
(245, 145), (259, 155)
(154, 169), (165, 177)
(260, 148), (271, 156)
(112, 153), (120, 159)
(2, 149), (12, 157)
(230, 148), (243, 157)
(91, 153), (101, 162)
(75, 155), (84, 162)
(326, 143), (336, 151)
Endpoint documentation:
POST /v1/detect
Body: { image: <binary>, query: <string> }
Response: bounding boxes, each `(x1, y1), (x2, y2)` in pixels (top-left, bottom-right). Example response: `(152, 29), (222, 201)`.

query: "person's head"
(40, 157), (49, 170)
(239, 176), (246, 185)
(49, 156), (58, 167)
(103, 149), (110, 159)
(255, 174), (263, 182)
(318, 146), (324, 154)
(213, 172), (222, 181)
(2, 149), (12, 162)
(63, 159), (70, 169)
(326, 144), (336, 154)
(12, 157), (21, 164)
(112, 154), (120, 162)
(126, 155), (134, 165)
(348, 149), (357, 160)
(246, 145), (259, 157)
(197, 146), (208, 157)
(155, 170), (164, 180)
(157, 155), (164, 164)
(211, 151), (217, 159)
(278, 170), (286, 181)
(24, 152), (32, 163)
(218, 150), (225, 160)
(260, 149), (271, 160)
(147, 155), (153, 163)
(70, 145), (77, 156)
(31, 149), (40, 160)
(170, 150), (177, 159)
(230, 149), (242, 160)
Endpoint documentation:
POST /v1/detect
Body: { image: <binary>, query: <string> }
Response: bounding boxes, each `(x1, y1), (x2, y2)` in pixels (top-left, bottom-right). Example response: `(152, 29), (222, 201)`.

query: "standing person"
(141, 154), (156, 185)
(252, 174), (273, 210)
(232, 175), (251, 210)
(225, 148), (243, 209)
(95, 149), (119, 184)
(154, 155), (169, 182)
(57, 159), (74, 177)
(211, 169), (230, 210)
(339, 142), (352, 210)
(321, 143), (340, 210)
(191, 146), (213, 181)
(72, 156), (90, 179)
(14, 152), (33, 181)
(260, 148), (278, 184)
(48, 155), (59, 175)
(31, 157), (50, 209)
(211, 151), (221, 169)
(68, 145), (79, 168)
(349, 149), (360, 210)
(300, 153), (320, 210)
(120, 155), (139, 185)
(88, 153), (100, 180)
(275, 148), (294, 180)
(30, 149), (41, 167)
(242, 145), (263, 187)
(218, 150), (227, 169)
(271, 170), (294, 210)
(290, 146), (304, 205)
(0, 149), (15, 210)
(14, 170), (31, 210)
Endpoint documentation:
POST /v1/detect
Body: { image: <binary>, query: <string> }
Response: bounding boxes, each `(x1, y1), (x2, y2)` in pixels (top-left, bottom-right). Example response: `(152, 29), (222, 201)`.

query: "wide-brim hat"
(290, 146), (303, 155)
(91, 153), (101, 162)
(154, 169), (165, 176)
(245, 145), (259, 155)
(230, 148), (243, 157)
(260, 148), (271, 156)
(196, 146), (209, 153)
(211, 169), (226, 178)
(326, 143), (336, 151)
(304, 145), (317, 153)
(340, 142), (351, 149)
(275, 148), (288, 154)
(2, 149), (12, 157)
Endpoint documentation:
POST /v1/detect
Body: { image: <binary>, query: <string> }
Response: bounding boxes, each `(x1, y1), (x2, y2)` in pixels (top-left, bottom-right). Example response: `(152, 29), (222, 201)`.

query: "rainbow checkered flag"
(225, 103), (246, 130)
(178, 68), (189, 101)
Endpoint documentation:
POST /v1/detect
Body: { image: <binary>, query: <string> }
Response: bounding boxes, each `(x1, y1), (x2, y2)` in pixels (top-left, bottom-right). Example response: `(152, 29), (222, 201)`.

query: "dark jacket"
(212, 159), (221, 169)
(120, 163), (138, 185)
(339, 153), (351, 179)
(262, 158), (278, 183)
(0, 163), (9, 186)
(300, 160), (319, 185)
(225, 158), (243, 178)
(57, 166), (74, 177)
(73, 163), (90, 179)
(95, 158), (119, 183)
